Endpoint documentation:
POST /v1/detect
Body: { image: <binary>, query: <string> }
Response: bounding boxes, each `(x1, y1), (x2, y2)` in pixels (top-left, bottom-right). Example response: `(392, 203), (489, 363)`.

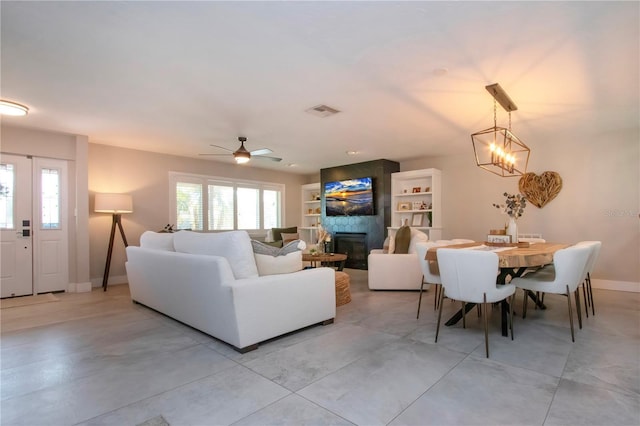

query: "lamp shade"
(95, 193), (133, 213)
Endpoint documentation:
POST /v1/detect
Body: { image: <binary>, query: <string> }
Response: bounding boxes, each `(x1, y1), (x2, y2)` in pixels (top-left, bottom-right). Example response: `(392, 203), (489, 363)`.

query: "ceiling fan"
(199, 137), (282, 164)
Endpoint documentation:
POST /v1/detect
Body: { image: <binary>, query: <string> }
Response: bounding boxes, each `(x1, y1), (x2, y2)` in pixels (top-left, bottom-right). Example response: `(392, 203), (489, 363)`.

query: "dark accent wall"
(321, 159), (400, 269)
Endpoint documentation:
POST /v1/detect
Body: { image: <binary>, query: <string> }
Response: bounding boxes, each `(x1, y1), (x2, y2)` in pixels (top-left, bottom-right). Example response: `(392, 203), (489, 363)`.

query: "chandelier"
(471, 84), (530, 177)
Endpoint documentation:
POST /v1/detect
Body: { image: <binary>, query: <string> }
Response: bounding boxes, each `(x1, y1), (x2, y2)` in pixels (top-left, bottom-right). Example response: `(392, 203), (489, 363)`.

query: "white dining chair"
(510, 245), (591, 342)
(435, 248), (516, 358)
(574, 241), (602, 316)
(415, 242), (444, 317)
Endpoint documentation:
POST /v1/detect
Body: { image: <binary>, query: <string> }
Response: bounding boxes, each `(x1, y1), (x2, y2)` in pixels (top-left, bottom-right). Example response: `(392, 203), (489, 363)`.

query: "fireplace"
(334, 232), (368, 270)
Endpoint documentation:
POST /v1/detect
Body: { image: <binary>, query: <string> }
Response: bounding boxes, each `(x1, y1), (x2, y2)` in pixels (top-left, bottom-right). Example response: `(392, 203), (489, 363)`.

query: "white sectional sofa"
(125, 230), (336, 352)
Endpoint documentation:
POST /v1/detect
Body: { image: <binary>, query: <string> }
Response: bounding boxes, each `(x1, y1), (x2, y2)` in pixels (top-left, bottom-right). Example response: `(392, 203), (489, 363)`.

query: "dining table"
(426, 241), (570, 336)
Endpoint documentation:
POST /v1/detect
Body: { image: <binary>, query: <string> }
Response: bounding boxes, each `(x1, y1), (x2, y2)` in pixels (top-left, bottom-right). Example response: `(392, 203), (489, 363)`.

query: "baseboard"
(592, 279), (640, 293)
(67, 282), (92, 293)
(90, 274), (129, 288)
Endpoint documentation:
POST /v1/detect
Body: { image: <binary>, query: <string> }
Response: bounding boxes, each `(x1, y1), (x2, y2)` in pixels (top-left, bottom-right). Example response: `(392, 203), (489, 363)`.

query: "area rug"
(137, 415), (170, 426)
(1, 293), (60, 309)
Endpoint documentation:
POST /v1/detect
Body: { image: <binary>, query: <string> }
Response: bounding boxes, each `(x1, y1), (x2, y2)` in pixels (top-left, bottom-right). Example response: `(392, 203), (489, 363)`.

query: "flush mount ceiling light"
(0, 99), (29, 116)
(471, 83), (530, 177)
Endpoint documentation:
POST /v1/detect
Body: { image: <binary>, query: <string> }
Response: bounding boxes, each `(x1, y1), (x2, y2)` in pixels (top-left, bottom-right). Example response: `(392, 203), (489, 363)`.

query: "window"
(41, 168), (61, 229)
(176, 181), (203, 230)
(0, 163), (14, 229)
(170, 172), (284, 232)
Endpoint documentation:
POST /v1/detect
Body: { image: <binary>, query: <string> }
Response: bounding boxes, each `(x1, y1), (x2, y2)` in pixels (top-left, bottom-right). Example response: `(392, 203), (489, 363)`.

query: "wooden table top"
(302, 253), (347, 262)
(426, 242), (570, 268)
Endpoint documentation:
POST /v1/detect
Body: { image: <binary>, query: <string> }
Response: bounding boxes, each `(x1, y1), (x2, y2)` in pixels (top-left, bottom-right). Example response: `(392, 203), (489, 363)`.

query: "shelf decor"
(493, 192), (526, 243)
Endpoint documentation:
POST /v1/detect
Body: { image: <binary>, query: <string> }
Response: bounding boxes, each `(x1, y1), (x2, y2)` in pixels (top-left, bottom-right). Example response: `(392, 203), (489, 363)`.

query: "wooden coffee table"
(302, 253), (347, 271)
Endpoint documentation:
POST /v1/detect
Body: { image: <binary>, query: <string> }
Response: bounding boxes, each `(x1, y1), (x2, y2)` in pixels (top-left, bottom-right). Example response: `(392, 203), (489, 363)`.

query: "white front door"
(0, 154), (69, 297)
(33, 157), (68, 293)
(0, 154), (33, 297)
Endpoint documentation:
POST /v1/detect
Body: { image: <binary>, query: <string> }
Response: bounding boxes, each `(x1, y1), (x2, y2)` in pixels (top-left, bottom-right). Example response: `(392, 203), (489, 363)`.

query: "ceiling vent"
(305, 104), (340, 118)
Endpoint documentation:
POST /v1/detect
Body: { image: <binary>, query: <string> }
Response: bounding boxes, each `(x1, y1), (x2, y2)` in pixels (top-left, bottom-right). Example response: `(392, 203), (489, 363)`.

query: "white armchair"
(367, 229), (429, 290)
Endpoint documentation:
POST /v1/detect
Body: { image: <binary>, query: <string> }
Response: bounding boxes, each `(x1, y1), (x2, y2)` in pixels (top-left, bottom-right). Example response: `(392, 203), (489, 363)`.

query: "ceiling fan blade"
(250, 148), (272, 156)
(254, 155), (282, 162)
(209, 144), (234, 152)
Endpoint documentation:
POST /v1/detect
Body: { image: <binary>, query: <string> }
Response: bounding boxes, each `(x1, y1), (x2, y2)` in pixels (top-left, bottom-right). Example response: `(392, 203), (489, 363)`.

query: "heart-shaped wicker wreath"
(518, 171), (563, 208)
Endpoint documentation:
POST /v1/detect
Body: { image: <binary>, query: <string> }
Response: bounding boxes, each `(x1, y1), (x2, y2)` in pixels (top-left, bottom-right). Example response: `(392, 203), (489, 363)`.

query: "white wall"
(88, 143), (307, 285)
(402, 125), (640, 288)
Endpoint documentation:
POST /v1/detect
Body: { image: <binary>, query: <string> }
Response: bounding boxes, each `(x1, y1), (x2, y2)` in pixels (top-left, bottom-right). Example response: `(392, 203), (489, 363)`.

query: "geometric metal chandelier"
(471, 83), (530, 177)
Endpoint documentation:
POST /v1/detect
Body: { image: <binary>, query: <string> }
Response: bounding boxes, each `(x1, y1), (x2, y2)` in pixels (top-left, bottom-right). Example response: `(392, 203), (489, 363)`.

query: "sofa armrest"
(367, 252), (424, 290)
(126, 247), (241, 343)
(230, 267), (336, 348)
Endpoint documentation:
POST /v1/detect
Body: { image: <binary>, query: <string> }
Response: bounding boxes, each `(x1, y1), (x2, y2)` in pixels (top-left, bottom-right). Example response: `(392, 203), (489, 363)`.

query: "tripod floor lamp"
(95, 193), (133, 291)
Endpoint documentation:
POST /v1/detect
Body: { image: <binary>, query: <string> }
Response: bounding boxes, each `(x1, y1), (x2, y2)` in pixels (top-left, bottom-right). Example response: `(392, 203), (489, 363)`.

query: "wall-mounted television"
(324, 177), (374, 216)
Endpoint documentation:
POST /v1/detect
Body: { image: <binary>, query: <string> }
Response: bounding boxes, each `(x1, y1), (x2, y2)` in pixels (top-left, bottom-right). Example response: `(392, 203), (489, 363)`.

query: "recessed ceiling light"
(432, 67), (449, 76)
(0, 99), (29, 116)
(305, 104), (340, 118)
(346, 151), (359, 155)
(286, 163), (297, 167)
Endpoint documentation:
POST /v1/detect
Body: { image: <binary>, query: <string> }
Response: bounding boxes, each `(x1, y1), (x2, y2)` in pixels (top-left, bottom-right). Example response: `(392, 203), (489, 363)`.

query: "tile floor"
(1, 269), (638, 426)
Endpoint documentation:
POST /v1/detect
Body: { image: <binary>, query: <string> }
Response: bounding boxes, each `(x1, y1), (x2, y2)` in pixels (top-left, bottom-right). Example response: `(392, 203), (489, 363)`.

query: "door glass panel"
(0, 163), (15, 229)
(41, 168), (60, 229)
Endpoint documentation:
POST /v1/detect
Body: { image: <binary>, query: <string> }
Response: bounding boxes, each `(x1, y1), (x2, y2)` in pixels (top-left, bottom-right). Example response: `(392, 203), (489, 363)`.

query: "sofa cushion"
(251, 239), (305, 276)
(394, 225), (412, 254)
(140, 231), (175, 251)
(388, 228), (428, 254)
(408, 228), (429, 254)
(281, 232), (300, 244)
(272, 226), (297, 242)
(173, 231), (259, 279)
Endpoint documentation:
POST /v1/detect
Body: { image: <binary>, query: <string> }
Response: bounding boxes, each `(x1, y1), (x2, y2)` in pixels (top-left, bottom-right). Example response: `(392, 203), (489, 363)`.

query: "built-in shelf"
(390, 168), (442, 240)
(300, 183), (321, 245)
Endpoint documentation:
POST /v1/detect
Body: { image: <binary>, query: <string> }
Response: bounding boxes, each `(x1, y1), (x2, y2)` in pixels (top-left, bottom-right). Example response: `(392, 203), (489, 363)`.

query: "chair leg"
(575, 288), (582, 329)
(483, 294), (489, 358)
(417, 278), (425, 319)
(461, 301), (466, 329)
(587, 272), (595, 316)
(435, 289), (445, 342)
(566, 285), (575, 342)
(434, 283), (440, 311)
(581, 280), (589, 318)
(509, 293), (515, 341)
(522, 289), (528, 319)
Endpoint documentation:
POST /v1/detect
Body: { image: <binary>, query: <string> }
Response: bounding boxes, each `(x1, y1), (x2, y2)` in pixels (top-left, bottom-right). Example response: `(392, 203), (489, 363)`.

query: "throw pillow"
(271, 226), (297, 242)
(408, 228), (429, 254)
(140, 231), (175, 251)
(173, 230), (259, 279)
(251, 239), (305, 276)
(280, 232), (300, 244)
(394, 225), (412, 254)
(387, 230), (397, 254)
(264, 229), (275, 243)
